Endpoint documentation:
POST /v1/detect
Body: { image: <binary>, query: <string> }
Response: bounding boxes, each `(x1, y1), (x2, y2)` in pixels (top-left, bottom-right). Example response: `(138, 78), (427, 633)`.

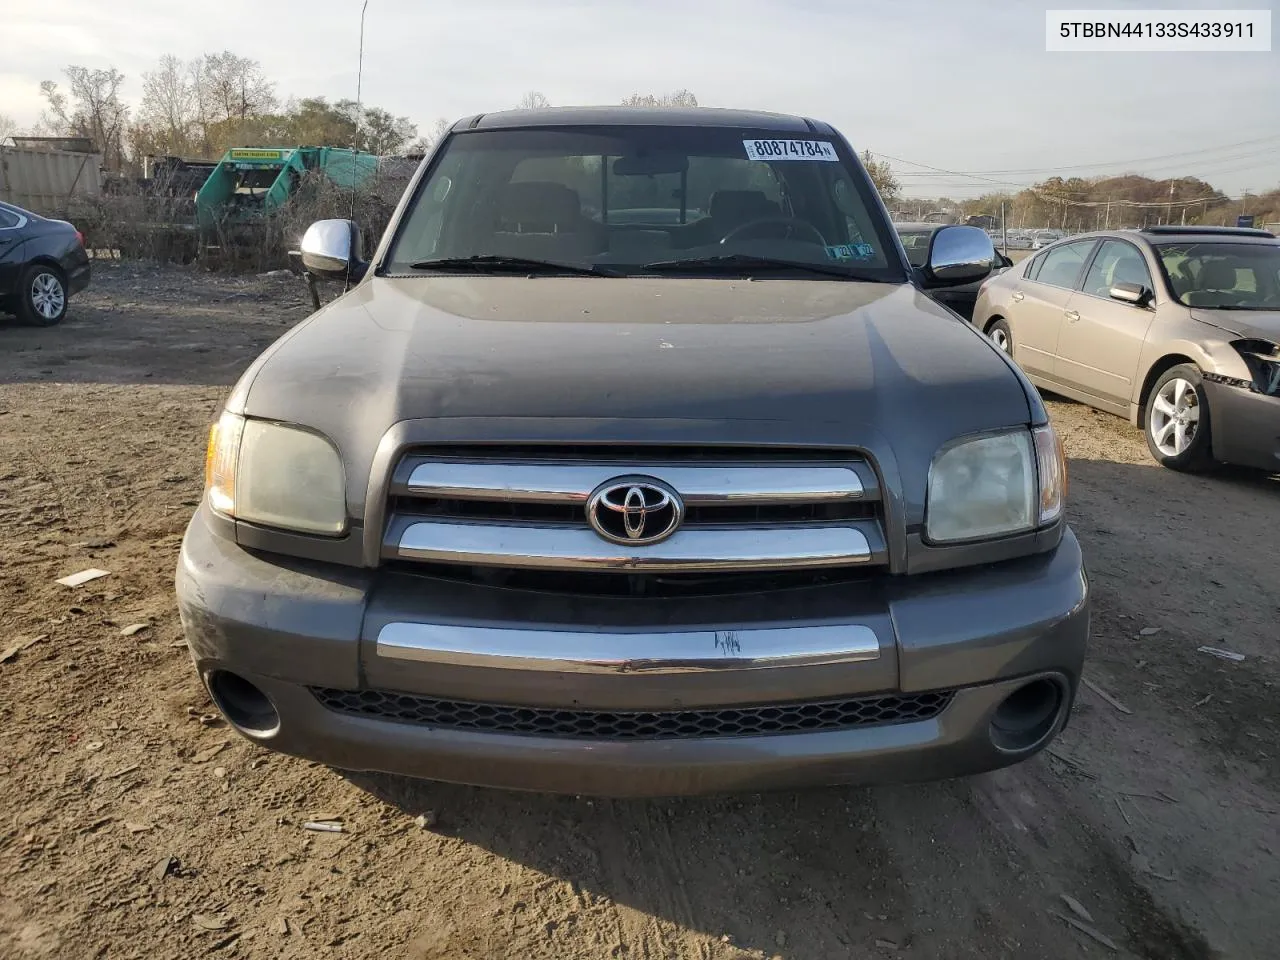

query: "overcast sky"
(3, 0), (1277, 197)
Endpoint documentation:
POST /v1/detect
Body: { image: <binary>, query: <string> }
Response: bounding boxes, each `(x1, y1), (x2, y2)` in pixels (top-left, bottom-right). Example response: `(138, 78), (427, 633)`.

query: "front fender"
(1131, 333), (1253, 422)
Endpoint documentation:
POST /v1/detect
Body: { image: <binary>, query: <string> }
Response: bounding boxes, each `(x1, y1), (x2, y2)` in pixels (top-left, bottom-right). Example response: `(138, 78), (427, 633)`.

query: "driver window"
(1082, 240), (1152, 299)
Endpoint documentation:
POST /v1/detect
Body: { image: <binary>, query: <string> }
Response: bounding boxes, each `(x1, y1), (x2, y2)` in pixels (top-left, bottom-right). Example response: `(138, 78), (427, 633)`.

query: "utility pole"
(1104, 198), (1111, 230)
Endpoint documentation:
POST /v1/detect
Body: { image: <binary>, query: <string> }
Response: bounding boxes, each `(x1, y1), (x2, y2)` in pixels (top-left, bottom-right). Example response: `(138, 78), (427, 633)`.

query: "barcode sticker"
(743, 139), (839, 162)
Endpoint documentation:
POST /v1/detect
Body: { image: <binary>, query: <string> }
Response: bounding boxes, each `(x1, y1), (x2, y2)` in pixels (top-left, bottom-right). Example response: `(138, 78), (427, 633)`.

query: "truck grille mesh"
(309, 687), (953, 740)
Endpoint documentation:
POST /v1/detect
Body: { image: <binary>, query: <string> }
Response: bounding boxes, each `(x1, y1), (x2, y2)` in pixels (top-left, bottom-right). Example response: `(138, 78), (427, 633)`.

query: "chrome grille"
(310, 687), (953, 740)
(382, 446), (888, 576)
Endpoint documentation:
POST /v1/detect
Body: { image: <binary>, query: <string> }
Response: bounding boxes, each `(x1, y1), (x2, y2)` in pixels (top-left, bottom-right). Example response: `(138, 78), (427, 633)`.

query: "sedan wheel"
(18, 267), (68, 326)
(1149, 377), (1199, 457)
(986, 318), (1013, 355)
(1144, 363), (1214, 472)
(17, 267), (69, 327)
(32, 272), (66, 318)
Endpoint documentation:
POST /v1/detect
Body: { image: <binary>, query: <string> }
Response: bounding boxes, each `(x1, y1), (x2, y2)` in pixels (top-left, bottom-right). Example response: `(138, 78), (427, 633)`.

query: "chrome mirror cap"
(924, 225), (995, 286)
(300, 219), (362, 278)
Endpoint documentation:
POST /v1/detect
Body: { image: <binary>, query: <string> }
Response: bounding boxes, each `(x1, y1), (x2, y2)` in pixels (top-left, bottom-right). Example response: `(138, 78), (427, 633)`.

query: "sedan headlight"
(926, 425), (1065, 543)
(1232, 339), (1280, 396)
(205, 411), (347, 535)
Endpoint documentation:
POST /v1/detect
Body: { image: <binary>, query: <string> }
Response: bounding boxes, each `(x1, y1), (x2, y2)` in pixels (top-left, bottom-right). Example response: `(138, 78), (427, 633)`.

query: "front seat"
(488, 180), (601, 258)
(686, 190), (781, 246)
(1182, 260), (1238, 307)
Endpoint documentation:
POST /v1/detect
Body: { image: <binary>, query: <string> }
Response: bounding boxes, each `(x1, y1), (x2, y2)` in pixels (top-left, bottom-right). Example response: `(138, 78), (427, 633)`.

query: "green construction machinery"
(195, 146), (379, 228)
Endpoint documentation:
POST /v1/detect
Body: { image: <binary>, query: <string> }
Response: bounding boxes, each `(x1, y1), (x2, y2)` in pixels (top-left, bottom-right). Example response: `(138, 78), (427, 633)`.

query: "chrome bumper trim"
(389, 519), (880, 571)
(402, 462), (865, 504)
(375, 622), (881, 674)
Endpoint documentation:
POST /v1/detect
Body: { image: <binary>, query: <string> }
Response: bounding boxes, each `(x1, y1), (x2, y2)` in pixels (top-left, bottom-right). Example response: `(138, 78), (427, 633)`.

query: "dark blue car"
(0, 200), (91, 326)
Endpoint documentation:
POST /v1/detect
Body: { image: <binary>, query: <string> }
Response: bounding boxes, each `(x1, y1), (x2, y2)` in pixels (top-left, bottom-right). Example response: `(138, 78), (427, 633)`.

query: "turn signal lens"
(1032, 423), (1066, 525)
(205, 411), (244, 516)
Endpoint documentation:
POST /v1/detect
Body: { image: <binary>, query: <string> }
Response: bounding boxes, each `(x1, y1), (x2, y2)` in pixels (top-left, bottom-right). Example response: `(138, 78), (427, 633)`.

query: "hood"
(1192, 308), (1280, 342)
(236, 276), (1032, 512)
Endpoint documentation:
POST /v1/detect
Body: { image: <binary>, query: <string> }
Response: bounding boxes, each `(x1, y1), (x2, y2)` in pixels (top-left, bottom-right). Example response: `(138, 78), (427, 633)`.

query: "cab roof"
(456, 106), (833, 135)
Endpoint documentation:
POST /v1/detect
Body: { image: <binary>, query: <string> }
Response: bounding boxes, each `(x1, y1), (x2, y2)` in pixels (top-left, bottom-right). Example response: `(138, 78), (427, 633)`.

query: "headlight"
(926, 424), (1065, 543)
(204, 412), (347, 536)
(1232, 340), (1280, 396)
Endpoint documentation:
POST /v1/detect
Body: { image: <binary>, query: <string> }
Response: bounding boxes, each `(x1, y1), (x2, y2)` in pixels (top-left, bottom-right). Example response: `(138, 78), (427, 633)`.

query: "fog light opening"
(207, 670), (280, 737)
(990, 679), (1063, 752)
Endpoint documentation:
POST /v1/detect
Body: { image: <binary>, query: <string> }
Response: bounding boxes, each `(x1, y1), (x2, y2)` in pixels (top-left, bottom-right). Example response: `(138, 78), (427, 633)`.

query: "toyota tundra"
(177, 107), (1089, 797)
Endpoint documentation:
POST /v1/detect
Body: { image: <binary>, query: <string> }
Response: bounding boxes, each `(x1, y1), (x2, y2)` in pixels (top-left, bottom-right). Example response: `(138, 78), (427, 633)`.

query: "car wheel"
(1144, 364), (1214, 471)
(986, 318), (1013, 355)
(17, 265), (68, 326)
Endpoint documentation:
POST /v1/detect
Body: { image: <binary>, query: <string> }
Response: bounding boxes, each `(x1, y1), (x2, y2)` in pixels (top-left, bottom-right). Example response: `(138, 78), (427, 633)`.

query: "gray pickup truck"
(178, 107), (1088, 797)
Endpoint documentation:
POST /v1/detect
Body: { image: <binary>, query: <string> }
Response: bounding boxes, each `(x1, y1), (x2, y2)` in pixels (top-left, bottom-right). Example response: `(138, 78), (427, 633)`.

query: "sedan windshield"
(1157, 241), (1280, 310)
(385, 125), (903, 280)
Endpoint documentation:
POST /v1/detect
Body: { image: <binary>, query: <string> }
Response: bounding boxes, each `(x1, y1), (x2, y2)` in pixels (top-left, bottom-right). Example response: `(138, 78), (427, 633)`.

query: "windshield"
(1157, 241), (1280, 310)
(385, 126), (903, 280)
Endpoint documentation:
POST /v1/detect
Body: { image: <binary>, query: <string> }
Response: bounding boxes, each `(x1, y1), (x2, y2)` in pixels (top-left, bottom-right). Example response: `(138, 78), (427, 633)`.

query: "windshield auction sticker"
(743, 140), (839, 162)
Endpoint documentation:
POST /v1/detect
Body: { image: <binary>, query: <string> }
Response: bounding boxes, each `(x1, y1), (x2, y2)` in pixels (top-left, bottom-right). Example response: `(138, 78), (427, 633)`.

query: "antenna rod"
(345, 0), (370, 289)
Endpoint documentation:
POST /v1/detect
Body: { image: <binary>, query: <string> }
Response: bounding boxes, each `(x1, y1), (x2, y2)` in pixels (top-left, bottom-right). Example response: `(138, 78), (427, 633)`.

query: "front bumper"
(177, 508), (1090, 797)
(1204, 379), (1280, 472)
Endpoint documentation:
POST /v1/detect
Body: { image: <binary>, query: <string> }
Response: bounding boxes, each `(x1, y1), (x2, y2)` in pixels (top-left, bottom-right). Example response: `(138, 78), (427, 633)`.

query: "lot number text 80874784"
(742, 139), (840, 162)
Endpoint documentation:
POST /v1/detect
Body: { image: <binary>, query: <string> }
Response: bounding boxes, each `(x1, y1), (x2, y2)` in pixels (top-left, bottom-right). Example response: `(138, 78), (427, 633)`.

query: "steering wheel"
(719, 217), (827, 246)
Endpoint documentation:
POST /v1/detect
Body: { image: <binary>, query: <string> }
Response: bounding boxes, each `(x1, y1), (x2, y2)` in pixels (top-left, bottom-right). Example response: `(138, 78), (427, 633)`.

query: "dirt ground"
(1, 262), (1277, 960)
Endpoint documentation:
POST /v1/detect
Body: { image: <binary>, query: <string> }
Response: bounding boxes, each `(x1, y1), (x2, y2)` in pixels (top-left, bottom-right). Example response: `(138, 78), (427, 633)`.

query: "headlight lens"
(927, 431), (1035, 542)
(1232, 340), (1280, 396)
(926, 423), (1066, 543)
(204, 412), (347, 536)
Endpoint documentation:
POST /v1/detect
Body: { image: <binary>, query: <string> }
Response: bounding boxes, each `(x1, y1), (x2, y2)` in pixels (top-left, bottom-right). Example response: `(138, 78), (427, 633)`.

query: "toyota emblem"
(587, 477), (684, 545)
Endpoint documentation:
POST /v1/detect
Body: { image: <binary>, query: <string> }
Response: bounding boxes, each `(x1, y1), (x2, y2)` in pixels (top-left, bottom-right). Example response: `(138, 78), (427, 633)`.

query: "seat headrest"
(495, 181), (582, 232)
(1198, 259), (1237, 290)
(708, 190), (778, 224)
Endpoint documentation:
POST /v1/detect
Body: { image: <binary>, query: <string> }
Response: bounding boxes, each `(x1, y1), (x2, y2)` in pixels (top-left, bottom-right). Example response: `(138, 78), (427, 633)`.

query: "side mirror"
(1109, 281), (1151, 306)
(300, 219), (367, 284)
(922, 225), (995, 287)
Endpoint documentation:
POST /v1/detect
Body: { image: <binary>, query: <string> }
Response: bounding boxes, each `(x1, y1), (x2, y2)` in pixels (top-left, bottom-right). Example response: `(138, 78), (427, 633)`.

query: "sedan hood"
(1192, 308), (1280, 341)
(235, 276), (1031, 512)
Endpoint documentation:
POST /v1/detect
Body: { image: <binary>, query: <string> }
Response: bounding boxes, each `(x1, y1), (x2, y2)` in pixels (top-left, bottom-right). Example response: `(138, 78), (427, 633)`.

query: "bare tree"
(40, 66), (130, 170)
(0, 112), (19, 143)
(517, 91), (552, 110)
(139, 55), (199, 156)
(621, 89), (699, 107)
(861, 150), (900, 202)
(409, 117), (453, 154)
(361, 107), (417, 155)
(200, 51), (276, 125)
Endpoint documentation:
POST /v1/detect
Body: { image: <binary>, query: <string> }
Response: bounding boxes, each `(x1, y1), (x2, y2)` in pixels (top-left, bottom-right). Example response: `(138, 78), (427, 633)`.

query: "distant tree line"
(25, 55), (421, 173)
(885, 170), (1277, 230)
(15, 62), (711, 177)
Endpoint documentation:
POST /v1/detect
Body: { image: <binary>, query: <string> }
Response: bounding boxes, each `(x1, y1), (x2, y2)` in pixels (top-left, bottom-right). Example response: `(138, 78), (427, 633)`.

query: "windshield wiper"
(408, 255), (620, 277)
(1203, 304), (1278, 311)
(641, 253), (885, 281)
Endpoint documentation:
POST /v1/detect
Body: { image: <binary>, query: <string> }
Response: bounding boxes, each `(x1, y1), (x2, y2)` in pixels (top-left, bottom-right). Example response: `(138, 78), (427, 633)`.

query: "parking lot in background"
(1, 262), (1275, 959)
